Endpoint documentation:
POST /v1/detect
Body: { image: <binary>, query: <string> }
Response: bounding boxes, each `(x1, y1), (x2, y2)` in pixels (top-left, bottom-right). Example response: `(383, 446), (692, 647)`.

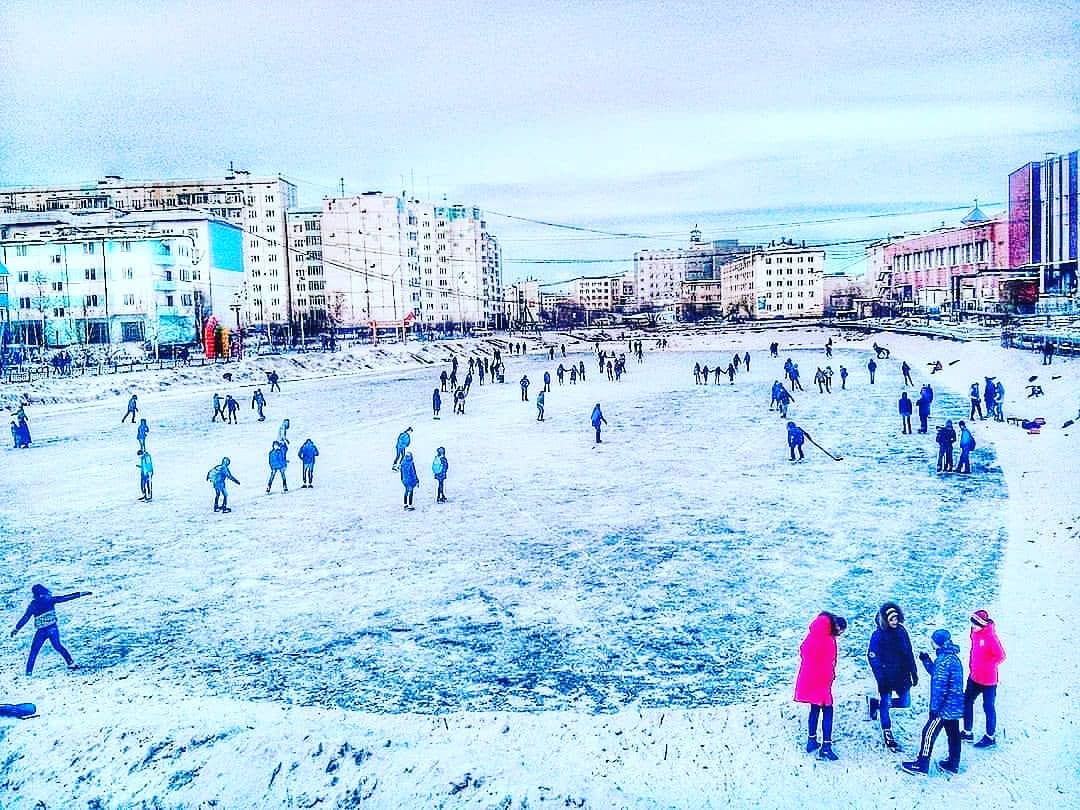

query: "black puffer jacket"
(867, 602), (919, 693)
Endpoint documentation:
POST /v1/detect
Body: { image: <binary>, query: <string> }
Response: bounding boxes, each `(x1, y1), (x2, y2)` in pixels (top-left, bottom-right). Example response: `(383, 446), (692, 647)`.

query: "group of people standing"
(795, 603), (1006, 776)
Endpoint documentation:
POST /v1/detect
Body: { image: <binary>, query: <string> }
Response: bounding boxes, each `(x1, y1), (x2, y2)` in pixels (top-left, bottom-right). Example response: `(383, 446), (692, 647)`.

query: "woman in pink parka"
(795, 611), (847, 761)
(962, 608), (1006, 748)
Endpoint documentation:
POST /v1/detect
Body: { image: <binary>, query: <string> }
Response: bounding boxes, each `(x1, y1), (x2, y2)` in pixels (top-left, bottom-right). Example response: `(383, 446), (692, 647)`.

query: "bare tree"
(31, 272), (49, 349)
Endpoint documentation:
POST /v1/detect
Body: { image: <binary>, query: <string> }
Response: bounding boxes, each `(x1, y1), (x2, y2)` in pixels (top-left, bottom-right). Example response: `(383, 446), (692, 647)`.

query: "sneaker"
(867, 696), (880, 721)
(283, 487), (288, 493)
(960, 730), (974, 743)
(900, 759), (929, 776)
(805, 737), (820, 754)
(883, 729), (900, 753)
(266, 487), (271, 494)
(937, 759), (959, 774)
(973, 735), (996, 748)
(213, 506), (221, 512)
(220, 507), (232, 513)
(817, 742), (838, 761)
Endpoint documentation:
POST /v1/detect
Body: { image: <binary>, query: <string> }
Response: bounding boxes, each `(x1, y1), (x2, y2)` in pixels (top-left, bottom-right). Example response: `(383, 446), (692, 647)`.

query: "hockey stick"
(806, 435), (844, 461)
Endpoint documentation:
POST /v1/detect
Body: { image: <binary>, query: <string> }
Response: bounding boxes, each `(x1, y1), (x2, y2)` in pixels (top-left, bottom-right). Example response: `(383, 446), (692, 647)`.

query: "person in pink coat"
(795, 611), (847, 760)
(962, 609), (1006, 748)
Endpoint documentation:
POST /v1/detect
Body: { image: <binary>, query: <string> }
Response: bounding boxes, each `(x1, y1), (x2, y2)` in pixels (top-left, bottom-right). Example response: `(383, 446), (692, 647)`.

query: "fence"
(1001, 331), (1080, 356)
(2, 355), (239, 385)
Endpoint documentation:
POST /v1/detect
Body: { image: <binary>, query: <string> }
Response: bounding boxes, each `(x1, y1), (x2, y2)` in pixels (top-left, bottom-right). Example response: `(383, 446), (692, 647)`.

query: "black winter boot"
(883, 729), (900, 753)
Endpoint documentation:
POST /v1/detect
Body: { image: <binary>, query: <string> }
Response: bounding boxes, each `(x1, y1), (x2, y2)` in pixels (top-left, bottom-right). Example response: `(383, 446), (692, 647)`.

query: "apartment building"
(568, 275), (622, 311)
(634, 233), (752, 308)
(720, 242), (826, 318)
(0, 172), (297, 325)
(0, 209), (243, 347)
(505, 278), (542, 327)
(319, 194), (501, 329)
(285, 209), (325, 333)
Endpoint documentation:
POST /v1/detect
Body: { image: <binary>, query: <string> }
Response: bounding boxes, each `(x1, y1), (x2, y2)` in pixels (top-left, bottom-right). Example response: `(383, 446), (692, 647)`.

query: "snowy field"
(0, 327), (1077, 809)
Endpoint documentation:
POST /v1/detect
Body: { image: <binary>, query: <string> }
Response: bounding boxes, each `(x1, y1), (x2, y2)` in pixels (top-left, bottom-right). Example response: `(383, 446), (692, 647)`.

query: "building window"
(83, 242), (96, 254)
(165, 295), (174, 307)
(125, 268), (134, 279)
(181, 293), (193, 306)
(18, 297), (31, 309)
(51, 254), (61, 264)
(85, 268), (97, 280)
(51, 281), (64, 292)
(15, 245), (27, 256)
(53, 307), (65, 317)
(85, 294), (99, 307)
(17, 271), (29, 282)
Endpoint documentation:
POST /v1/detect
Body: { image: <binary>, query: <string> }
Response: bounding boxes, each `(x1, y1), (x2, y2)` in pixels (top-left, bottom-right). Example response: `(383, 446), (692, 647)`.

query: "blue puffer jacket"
(923, 642), (965, 719)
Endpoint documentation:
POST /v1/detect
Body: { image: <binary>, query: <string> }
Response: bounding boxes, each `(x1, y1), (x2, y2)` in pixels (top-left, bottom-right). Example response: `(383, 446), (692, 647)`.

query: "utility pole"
(339, 177), (345, 196)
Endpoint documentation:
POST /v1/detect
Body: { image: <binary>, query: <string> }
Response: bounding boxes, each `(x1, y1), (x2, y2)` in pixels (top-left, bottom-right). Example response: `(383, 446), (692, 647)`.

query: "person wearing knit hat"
(901, 629), (965, 776)
(962, 609), (1006, 748)
(794, 611), (847, 761)
(867, 602), (919, 753)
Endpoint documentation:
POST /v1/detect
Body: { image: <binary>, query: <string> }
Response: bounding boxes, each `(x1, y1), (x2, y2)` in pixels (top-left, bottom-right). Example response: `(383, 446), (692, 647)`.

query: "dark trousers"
(122, 409), (136, 423)
(436, 479), (446, 501)
(902, 415), (912, 433)
(594, 426), (602, 443)
(919, 412), (929, 433)
(878, 688), (910, 730)
(956, 447), (971, 473)
(790, 443), (804, 460)
(808, 704), (834, 740)
(937, 447), (953, 471)
(970, 399), (983, 419)
(963, 680), (997, 736)
(26, 625), (73, 674)
(403, 486), (415, 507)
(917, 714), (961, 766)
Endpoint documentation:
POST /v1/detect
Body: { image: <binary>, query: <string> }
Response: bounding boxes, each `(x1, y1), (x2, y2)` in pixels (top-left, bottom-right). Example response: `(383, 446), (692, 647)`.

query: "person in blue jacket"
(839, 366), (848, 390)
(15, 414), (30, 448)
(136, 418), (150, 453)
(298, 438), (319, 487)
(433, 388), (442, 418)
(543, 370), (551, 393)
(400, 450), (419, 510)
(252, 388), (267, 421)
(902, 629), (965, 776)
(11, 584), (91, 675)
(536, 390), (546, 421)
(956, 420), (975, 474)
(432, 446), (448, 503)
(867, 358), (877, 384)
(917, 386), (932, 433)
(138, 449), (154, 501)
(207, 456), (240, 512)
(591, 403), (607, 443)
(520, 375), (530, 401)
(122, 394), (138, 423)
(898, 392), (913, 434)
(393, 427), (412, 470)
(266, 440), (288, 493)
(901, 361), (914, 386)
(787, 421), (806, 461)
(867, 601), (919, 753)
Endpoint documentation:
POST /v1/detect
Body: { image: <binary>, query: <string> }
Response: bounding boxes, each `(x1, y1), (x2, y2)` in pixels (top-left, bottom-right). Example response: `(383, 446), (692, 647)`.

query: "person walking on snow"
(794, 611), (847, 761)
(777, 384), (794, 418)
(225, 395), (239, 424)
(578, 360), (586, 382)
(122, 394), (138, 423)
(393, 427), (412, 470)
(212, 393), (225, 422)
(252, 388), (267, 421)
(277, 418), (290, 447)
(956, 421), (975, 474)
(433, 388), (442, 419)
(520, 375), (530, 401)
(536, 390), (546, 421)
(298, 438), (319, 488)
(543, 370), (551, 392)
(557, 364), (566, 385)
(138, 449), (154, 501)
(867, 602), (919, 753)
(969, 383), (984, 420)
(266, 440), (288, 493)
(993, 380), (1005, 422)
(899, 392), (913, 434)
(432, 447), (449, 503)
(440, 370), (448, 392)
(901, 629), (965, 776)
(744, 351), (750, 371)
(206, 456), (240, 512)
(787, 421), (807, 461)
(591, 403), (607, 444)
(400, 451), (419, 510)
(839, 366), (848, 390)
(267, 369), (281, 393)
(936, 420), (957, 472)
(917, 386), (932, 433)
(11, 584), (91, 675)
(983, 378), (997, 419)
(694, 363), (702, 385)
(867, 358), (877, 384)
(136, 418), (150, 453)
(962, 609), (1006, 748)
(901, 361), (914, 386)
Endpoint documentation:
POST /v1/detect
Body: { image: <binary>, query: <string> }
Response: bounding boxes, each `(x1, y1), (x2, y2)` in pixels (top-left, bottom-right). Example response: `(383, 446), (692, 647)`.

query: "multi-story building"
(677, 279), (725, 320)
(618, 273), (636, 309)
(0, 209), (243, 348)
(505, 279), (542, 328)
(0, 172), (297, 325)
(319, 194), (501, 330)
(1009, 149), (1078, 307)
(634, 232), (752, 308)
(568, 275), (623, 311)
(719, 242), (826, 318)
(285, 209), (325, 336)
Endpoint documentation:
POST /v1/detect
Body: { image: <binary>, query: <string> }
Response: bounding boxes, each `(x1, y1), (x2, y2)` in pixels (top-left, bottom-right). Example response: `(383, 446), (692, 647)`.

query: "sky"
(1, 0), (1077, 281)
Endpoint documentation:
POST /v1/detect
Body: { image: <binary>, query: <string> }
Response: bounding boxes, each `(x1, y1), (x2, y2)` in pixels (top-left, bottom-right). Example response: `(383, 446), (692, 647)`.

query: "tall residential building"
(319, 194), (501, 329)
(1009, 149), (1078, 303)
(0, 209), (243, 347)
(0, 172), (297, 325)
(568, 275), (623, 311)
(719, 242), (826, 318)
(285, 209), (325, 334)
(634, 232), (753, 308)
(505, 278), (541, 327)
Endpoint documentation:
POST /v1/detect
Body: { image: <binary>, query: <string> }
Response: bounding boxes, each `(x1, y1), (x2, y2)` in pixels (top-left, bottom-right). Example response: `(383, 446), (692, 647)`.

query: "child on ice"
(11, 584), (92, 675)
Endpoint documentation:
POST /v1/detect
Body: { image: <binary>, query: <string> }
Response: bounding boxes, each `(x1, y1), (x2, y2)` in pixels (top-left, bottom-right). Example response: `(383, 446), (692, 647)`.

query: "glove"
(919, 652), (931, 665)
(9, 629), (16, 638)
(912, 674), (919, 687)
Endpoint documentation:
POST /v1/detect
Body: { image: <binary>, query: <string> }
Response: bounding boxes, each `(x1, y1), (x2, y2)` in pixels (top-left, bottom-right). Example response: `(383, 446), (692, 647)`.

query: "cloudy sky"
(1, 0), (1077, 279)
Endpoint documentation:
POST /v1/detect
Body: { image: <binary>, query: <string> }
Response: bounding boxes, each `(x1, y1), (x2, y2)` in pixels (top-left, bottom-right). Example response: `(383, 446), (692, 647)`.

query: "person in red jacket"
(962, 609), (1006, 748)
(794, 611), (847, 760)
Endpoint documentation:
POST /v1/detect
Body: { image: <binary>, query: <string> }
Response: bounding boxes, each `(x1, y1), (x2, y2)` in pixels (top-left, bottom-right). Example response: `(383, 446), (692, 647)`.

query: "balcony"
(154, 279), (177, 292)
(155, 251), (176, 266)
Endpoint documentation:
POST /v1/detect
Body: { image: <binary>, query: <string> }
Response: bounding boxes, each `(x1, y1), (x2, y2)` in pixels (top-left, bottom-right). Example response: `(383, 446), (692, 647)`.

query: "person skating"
(578, 360), (586, 381)
(825, 338), (833, 358)
(969, 383), (984, 420)
(694, 363), (702, 385)
(993, 380), (1005, 422)
(815, 368), (826, 394)
(212, 393), (225, 422)
(557, 364), (566, 385)
(454, 386), (467, 414)
(122, 394), (138, 423)
(207, 456), (240, 512)
(591, 403), (607, 444)
(744, 351), (750, 371)
(983, 378), (996, 420)
(400, 451), (419, 510)
(543, 370), (551, 392)
(770, 341), (779, 358)
(936, 420), (957, 472)
(917, 386), (932, 433)
(867, 358), (877, 385)
(11, 584), (91, 675)
(266, 440), (288, 493)
(136, 418), (150, 453)
(536, 390), (546, 421)
(10, 420), (18, 449)
(267, 369), (281, 393)
(956, 421), (975, 474)
(138, 449), (154, 501)
(839, 366), (848, 390)
(225, 395), (240, 424)
(901, 629), (965, 776)
(901, 361), (914, 386)
(787, 421), (807, 461)
(789, 363), (803, 391)
(899, 392), (913, 434)
(794, 611), (847, 760)
(440, 370), (449, 392)
(432, 447), (449, 503)
(726, 363), (736, 384)
(393, 427), (413, 470)
(569, 366), (577, 384)
(962, 609), (1006, 749)
(520, 375), (530, 401)
(867, 602), (919, 753)
(252, 388), (267, 421)
(433, 388), (442, 419)
(298, 438), (319, 488)
(14, 413), (30, 448)
(777, 384), (794, 418)
(277, 418), (290, 447)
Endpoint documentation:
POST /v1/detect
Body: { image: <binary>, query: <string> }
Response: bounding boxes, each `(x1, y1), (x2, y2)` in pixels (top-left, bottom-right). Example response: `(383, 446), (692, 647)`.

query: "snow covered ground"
(0, 327), (1077, 809)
